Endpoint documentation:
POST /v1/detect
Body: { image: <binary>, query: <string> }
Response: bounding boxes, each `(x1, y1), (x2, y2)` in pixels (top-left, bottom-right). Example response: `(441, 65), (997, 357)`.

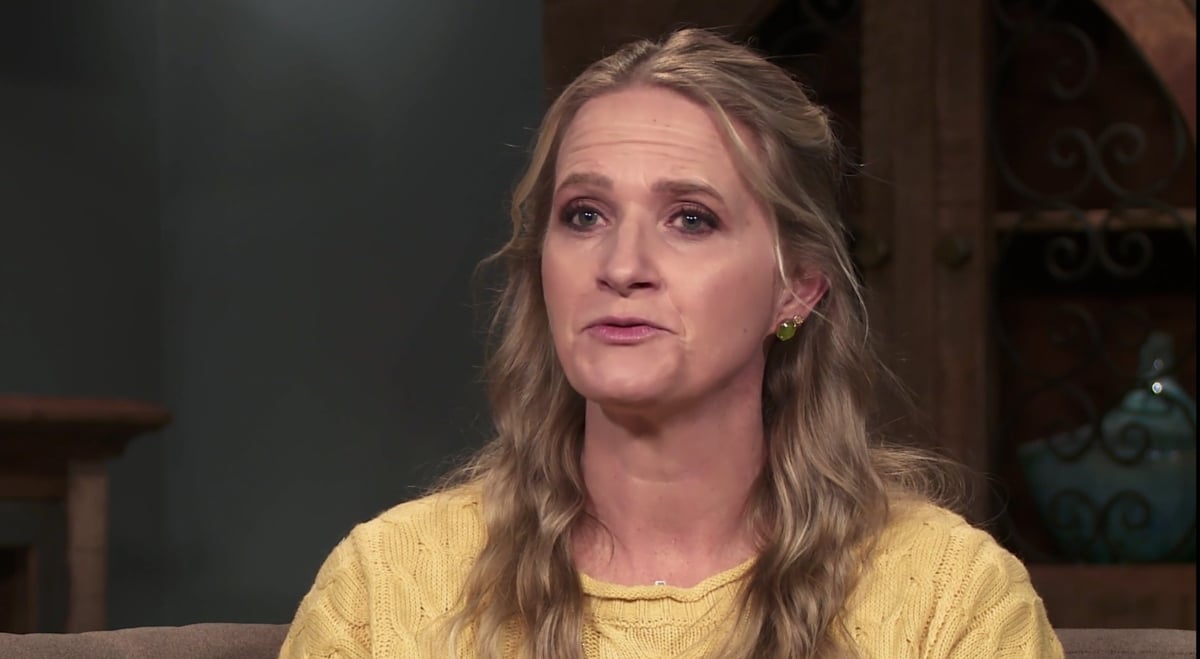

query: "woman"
(280, 29), (1062, 658)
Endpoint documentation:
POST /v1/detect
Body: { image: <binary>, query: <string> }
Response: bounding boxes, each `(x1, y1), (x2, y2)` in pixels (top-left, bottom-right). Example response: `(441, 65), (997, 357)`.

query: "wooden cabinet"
(857, 0), (1195, 630)
(543, 0), (1196, 630)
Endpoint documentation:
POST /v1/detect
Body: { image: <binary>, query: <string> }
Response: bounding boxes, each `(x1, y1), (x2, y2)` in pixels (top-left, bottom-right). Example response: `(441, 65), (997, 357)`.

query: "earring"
(775, 315), (804, 341)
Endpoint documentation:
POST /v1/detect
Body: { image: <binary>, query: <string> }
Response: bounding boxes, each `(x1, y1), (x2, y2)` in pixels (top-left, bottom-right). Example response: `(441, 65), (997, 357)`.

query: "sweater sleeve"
(278, 532), (377, 659)
(928, 535), (1064, 659)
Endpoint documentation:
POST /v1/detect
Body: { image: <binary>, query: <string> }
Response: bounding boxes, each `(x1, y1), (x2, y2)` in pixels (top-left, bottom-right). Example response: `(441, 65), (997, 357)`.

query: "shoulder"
(346, 484), (487, 565)
(868, 499), (1035, 605)
(874, 499), (1010, 566)
(280, 485), (488, 658)
(845, 499), (1063, 657)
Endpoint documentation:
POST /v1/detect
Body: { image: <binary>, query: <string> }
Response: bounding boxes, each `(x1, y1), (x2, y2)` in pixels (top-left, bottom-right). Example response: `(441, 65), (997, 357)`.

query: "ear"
(774, 266), (829, 327)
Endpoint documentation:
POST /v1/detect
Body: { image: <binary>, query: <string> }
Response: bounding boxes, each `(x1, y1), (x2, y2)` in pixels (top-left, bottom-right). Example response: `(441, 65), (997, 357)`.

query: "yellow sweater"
(280, 487), (1063, 658)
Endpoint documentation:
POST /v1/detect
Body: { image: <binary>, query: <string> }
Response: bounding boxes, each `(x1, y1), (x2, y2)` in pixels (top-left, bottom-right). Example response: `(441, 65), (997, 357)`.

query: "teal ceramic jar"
(1018, 331), (1196, 563)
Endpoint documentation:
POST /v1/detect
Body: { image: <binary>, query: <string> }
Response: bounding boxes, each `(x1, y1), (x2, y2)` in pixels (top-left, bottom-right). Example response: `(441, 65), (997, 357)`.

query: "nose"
(597, 215), (659, 296)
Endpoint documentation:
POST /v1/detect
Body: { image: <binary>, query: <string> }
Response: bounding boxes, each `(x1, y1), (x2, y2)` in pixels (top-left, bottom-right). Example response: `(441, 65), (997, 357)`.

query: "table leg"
(0, 545), (37, 632)
(64, 460), (107, 632)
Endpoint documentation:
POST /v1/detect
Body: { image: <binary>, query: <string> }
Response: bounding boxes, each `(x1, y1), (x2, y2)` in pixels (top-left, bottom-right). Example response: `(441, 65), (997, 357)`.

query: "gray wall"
(1, 0), (162, 630)
(1, 0), (542, 628)
(0, 1), (161, 400)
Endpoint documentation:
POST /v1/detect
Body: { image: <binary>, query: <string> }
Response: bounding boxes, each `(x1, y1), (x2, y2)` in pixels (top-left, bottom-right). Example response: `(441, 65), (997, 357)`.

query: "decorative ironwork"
(752, 0), (860, 95)
(991, 2), (1192, 280)
(990, 0), (1196, 563)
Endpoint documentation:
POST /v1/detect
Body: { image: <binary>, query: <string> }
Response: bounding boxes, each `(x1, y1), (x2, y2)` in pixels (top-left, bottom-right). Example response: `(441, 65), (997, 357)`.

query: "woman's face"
(541, 85), (814, 414)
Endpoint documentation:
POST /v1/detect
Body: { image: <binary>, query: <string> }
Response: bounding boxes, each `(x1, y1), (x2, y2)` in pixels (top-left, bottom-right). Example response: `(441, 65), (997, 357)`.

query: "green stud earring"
(776, 315), (803, 341)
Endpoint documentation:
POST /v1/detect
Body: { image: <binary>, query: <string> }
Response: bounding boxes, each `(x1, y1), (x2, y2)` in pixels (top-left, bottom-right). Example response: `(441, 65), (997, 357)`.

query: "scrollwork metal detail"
(756, 0), (859, 92)
(1043, 488), (1196, 562)
(990, 0), (1192, 274)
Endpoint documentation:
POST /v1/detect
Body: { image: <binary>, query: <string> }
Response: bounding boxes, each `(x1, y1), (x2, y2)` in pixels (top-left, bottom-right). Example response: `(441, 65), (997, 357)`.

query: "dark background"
(0, 0), (542, 627)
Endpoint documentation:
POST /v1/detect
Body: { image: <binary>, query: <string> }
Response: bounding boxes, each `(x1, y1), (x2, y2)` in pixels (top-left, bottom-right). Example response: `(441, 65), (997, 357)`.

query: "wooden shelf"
(995, 207), (1197, 233)
(1029, 563), (1197, 630)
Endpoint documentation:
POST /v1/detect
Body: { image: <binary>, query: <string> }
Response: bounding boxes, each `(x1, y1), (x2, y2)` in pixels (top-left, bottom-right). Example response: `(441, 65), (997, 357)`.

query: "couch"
(0, 624), (1194, 658)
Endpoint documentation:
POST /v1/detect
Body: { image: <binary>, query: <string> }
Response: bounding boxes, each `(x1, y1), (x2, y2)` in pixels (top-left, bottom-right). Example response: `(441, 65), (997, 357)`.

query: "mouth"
(583, 316), (668, 345)
(586, 316), (666, 330)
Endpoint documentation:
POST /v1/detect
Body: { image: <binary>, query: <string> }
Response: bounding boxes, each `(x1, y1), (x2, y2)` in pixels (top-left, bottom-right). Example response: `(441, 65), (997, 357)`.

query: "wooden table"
(0, 395), (170, 632)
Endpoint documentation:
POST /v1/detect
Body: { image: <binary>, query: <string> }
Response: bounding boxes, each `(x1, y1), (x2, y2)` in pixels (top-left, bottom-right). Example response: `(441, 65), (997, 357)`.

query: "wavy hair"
(438, 28), (957, 659)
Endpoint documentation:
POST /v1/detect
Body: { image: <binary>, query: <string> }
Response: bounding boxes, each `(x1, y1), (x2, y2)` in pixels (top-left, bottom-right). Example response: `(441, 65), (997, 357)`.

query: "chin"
(568, 369), (675, 410)
(560, 349), (692, 408)
(583, 387), (668, 411)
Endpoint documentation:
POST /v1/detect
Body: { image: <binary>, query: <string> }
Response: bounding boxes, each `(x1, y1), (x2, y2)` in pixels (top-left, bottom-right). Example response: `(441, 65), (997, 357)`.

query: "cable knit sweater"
(279, 486), (1063, 658)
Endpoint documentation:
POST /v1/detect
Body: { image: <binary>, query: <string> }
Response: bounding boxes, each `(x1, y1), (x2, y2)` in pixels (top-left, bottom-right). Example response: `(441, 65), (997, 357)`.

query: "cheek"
(678, 263), (778, 341)
(540, 249), (575, 330)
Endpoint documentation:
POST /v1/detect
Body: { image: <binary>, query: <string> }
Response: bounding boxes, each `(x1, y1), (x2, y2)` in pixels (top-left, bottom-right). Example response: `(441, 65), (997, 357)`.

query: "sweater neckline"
(578, 556), (756, 603)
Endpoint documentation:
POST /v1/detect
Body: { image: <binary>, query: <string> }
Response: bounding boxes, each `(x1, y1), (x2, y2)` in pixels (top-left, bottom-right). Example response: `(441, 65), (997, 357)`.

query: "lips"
(585, 316), (666, 331)
(584, 316), (668, 345)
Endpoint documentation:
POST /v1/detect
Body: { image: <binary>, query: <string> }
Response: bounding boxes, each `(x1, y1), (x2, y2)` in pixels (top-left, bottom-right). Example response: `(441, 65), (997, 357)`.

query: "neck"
(574, 389), (765, 587)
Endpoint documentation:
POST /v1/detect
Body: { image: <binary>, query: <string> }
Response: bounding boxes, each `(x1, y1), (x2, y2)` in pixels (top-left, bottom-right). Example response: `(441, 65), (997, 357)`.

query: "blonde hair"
(438, 28), (956, 658)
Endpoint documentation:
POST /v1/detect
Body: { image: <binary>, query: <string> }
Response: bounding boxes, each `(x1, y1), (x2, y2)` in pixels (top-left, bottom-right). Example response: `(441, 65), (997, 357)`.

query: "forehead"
(555, 86), (752, 185)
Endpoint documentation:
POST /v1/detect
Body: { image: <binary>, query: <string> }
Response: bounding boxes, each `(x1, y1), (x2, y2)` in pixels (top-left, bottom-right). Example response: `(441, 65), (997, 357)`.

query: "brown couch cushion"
(1059, 628), (1196, 658)
(0, 623), (289, 659)
(0, 624), (1194, 658)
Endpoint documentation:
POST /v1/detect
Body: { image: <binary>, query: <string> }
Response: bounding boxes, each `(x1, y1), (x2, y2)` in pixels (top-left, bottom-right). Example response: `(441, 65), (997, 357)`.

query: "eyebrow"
(555, 172), (725, 204)
(557, 172), (613, 192)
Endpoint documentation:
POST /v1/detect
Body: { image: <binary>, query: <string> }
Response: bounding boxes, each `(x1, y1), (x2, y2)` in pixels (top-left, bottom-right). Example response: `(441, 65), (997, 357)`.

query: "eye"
(670, 205), (720, 235)
(560, 201), (604, 230)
